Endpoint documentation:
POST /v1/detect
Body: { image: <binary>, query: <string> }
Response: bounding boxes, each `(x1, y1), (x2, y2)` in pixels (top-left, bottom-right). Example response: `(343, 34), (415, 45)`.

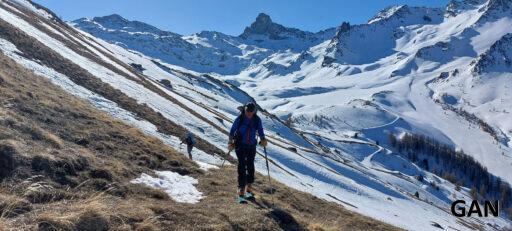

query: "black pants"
(186, 145), (193, 160)
(235, 145), (256, 190)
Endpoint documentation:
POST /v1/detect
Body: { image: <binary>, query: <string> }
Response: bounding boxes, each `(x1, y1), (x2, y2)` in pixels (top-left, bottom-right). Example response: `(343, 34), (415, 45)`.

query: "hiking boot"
(238, 196), (248, 204)
(245, 191), (255, 200)
(237, 188), (247, 203)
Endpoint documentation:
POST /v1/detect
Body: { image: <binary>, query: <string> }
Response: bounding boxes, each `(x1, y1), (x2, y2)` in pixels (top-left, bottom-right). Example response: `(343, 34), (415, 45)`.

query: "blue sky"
(34, 0), (448, 36)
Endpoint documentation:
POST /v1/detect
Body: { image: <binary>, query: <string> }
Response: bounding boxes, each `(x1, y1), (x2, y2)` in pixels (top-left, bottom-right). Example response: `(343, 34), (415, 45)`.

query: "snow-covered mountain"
(72, 13), (334, 75)
(73, 14), (249, 75)
(473, 33), (512, 73)
(1, 0), (511, 230)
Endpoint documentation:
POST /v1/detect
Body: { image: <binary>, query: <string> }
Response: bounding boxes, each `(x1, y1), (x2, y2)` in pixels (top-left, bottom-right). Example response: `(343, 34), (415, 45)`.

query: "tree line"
(388, 133), (512, 217)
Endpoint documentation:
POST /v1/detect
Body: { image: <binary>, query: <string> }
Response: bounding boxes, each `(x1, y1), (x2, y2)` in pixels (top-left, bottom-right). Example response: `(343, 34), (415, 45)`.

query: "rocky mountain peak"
(368, 4), (443, 26)
(239, 13), (312, 40)
(368, 5), (409, 24)
(338, 22), (351, 33)
(94, 14), (126, 22)
(472, 33), (512, 74)
(327, 22), (350, 49)
(445, 0), (460, 17)
(445, 0), (490, 18)
(254, 13), (273, 27)
(475, 0), (512, 25)
(486, 0), (512, 10)
(74, 14), (179, 36)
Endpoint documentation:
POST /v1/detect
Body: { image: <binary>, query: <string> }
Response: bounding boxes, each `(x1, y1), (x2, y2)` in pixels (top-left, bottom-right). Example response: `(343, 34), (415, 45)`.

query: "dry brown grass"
(41, 132), (63, 149)
(0, 194), (32, 219)
(308, 223), (329, 231)
(192, 167), (400, 231)
(0, 218), (9, 231)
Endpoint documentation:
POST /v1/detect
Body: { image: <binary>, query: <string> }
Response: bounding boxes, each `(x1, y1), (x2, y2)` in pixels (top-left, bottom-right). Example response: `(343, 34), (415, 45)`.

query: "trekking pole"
(264, 146), (274, 207)
(221, 149), (232, 167)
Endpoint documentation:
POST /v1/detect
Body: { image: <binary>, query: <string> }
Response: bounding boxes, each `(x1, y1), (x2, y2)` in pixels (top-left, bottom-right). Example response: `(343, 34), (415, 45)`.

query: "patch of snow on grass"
(131, 171), (203, 203)
(196, 161), (220, 171)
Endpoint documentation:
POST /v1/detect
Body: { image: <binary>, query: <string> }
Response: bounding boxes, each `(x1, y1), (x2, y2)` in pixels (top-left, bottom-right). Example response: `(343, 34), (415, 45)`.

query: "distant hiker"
(181, 132), (195, 160)
(228, 102), (267, 204)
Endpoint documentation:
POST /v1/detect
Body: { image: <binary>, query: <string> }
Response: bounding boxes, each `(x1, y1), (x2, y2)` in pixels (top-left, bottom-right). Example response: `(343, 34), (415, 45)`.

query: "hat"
(245, 102), (256, 112)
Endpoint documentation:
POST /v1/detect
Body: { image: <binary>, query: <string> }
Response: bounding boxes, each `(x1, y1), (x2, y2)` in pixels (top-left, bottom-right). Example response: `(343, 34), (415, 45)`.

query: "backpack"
(185, 134), (194, 145)
(185, 137), (193, 145)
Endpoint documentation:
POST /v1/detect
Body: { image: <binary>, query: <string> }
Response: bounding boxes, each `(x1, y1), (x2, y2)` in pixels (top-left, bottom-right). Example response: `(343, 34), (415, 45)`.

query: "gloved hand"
(259, 138), (268, 147)
(228, 142), (235, 151)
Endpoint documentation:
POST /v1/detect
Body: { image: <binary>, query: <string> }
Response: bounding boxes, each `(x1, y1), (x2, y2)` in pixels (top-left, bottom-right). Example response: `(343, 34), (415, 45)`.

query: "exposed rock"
(445, 0), (459, 17)
(159, 79), (172, 89)
(339, 22), (350, 33)
(240, 13), (313, 40)
(129, 63), (145, 73)
(321, 56), (336, 67)
(485, 0), (512, 12)
(368, 5), (443, 25)
(438, 72), (449, 79)
(472, 33), (512, 74)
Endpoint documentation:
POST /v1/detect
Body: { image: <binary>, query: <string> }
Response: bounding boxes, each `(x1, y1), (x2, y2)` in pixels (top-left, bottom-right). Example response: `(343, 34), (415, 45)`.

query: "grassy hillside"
(0, 50), (400, 230)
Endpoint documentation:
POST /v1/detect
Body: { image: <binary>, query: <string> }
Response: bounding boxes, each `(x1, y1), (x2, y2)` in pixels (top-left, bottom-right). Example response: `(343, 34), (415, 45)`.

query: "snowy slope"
(1, 0), (511, 230)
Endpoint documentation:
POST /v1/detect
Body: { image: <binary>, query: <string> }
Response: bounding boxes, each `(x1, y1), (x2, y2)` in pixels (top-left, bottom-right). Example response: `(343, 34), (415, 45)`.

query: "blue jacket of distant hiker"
(229, 115), (265, 147)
